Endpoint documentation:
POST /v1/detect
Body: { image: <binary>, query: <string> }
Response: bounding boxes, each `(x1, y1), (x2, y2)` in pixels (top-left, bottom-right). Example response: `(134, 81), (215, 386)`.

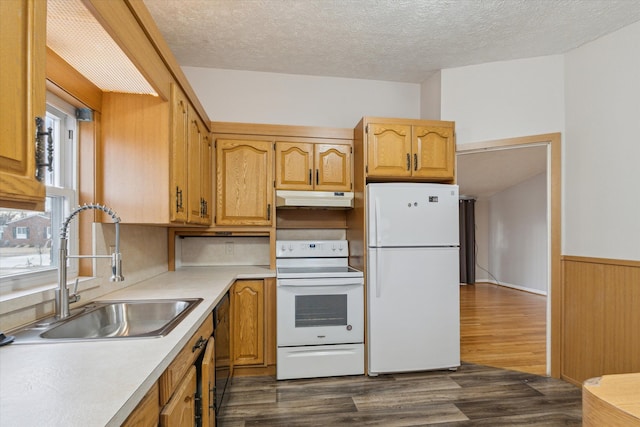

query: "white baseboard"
(476, 279), (547, 296)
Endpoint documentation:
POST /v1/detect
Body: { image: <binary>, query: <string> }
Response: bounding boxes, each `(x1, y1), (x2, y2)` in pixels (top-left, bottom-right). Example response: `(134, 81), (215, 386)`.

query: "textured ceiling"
(142, 0), (638, 198)
(143, 0), (640, 83)
(456, 145), (547, 199)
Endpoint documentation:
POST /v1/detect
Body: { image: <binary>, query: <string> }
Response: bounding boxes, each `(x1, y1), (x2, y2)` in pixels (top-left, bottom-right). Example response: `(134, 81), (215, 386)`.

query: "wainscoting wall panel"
(561, 256), (640, 386)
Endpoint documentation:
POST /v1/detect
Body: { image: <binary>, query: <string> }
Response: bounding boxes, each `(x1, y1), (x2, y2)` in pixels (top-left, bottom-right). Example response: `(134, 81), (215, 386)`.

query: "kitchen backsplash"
(177, 236), (270, 267)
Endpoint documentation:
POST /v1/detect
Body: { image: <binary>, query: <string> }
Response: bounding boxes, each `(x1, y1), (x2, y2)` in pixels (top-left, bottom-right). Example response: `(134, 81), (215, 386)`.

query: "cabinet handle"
(35, 117), (53, 182)
(316, 169), (319, 185)
(267, 203), (271, 221)
(209, 383), (216, 410)
(192, 336), (207, 352)
(414, 153), (418, 171)
(308, 169), (312, 185)
(176, 186), (183, 211)
(406, 153), (410, 171)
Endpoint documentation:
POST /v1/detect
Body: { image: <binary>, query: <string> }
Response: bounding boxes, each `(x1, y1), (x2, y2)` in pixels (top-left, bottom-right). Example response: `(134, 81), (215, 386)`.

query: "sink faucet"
(56, 204), (124, 319)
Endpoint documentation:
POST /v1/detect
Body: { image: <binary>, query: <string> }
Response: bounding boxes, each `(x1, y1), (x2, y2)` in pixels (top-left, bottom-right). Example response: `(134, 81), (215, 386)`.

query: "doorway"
(456, 133), (561, 377)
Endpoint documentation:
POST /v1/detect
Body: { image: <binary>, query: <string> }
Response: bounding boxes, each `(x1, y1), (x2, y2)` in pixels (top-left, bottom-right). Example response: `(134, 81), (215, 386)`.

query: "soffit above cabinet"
(47, 0), (157, 96)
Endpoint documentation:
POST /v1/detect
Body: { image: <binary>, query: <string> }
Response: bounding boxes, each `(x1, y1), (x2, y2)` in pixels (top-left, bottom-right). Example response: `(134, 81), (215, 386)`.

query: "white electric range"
(275, 240), (364, 380)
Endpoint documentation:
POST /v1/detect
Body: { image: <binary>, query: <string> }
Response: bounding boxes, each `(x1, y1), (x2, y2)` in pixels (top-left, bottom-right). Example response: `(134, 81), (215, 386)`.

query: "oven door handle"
(278, 278), (364, 287)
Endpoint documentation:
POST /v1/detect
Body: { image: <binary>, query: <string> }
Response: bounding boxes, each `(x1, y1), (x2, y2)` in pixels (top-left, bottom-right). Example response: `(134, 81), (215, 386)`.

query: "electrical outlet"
(225, 242), (234, 255)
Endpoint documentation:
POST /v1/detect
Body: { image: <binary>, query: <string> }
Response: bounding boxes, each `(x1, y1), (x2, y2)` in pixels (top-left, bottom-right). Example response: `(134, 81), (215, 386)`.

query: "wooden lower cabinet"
(231, 279), (276, 376)
(160, 366), (197, 427)
(124, 312), (214, 426)
(122, 382), (160, 427)
(201, 337), (216, 427)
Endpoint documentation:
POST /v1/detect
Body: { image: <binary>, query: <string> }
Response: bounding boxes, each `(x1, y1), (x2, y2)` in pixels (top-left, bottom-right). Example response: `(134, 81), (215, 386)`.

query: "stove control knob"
(346, 325), (352, 331)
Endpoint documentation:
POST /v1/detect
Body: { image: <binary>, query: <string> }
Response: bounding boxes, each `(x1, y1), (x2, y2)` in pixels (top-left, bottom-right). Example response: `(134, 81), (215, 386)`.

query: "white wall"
(183, 67), (421, 128)
(420, 71), (441, 120)
(438, 55), (565, 145)
(564, 21), (640, 260)
(488, 173), (548, 294)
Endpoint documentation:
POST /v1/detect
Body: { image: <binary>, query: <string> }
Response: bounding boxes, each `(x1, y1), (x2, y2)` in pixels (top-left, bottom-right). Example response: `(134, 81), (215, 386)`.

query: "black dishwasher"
(213, 293), (231, 420)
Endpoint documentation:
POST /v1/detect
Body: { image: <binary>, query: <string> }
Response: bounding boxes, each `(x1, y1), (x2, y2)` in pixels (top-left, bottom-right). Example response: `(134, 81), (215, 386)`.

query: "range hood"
(276, 190), (354, 209)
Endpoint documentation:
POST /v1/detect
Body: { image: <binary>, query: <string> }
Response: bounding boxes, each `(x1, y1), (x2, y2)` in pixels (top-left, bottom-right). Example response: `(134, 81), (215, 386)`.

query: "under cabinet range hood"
(276, 190), (354, 208)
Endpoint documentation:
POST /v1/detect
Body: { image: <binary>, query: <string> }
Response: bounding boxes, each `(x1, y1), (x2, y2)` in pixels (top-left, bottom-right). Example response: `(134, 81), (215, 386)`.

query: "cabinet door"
(187, 116), (205, 224)
(122, 383), (160, 427)
(315, 143), (352, 191)
(275, 142), (313, 190)
(412, 126), (455, 180)
(366, 123), (411, 178)
(0, 0), (46, 210)
(231, 280), (265, 366)
(216, 139), (273, 226)
(201, 337), (216, 427)
(160, 366), (197, 427)
(170, 84), (189, 222)
(200, 131), (213, 225)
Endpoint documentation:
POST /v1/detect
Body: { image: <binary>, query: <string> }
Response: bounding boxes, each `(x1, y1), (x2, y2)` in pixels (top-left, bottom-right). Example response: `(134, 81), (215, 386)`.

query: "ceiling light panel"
(47, 0), (157, 95)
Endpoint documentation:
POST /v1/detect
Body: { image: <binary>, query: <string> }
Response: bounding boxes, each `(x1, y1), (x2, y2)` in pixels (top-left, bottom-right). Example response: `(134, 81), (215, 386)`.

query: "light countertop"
(0, 266), (274, 427)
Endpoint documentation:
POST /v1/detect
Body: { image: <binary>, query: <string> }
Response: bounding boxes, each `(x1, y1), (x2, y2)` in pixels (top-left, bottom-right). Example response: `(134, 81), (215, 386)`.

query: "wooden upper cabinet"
(413, 126), (455, 179)
(365, 120), (455, 181)
(0, 0), (46, 211)
(366, 124), (412, 177)
(275, 141), (352, 191)
(101, 88), (211, 225)
(216, 138), (273, 226)
(170, 84), (189, 222)
(314, 144), (352, 191)
(201, 132), (213, 224)
(275, 142), (313, 190)
(187, 115), (212, 225)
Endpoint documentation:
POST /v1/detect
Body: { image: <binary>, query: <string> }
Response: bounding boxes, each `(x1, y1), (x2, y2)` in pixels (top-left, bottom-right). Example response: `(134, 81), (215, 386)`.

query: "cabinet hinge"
(365, 165), (368, 174)
(273, 143), (276, 150)
(350, 182), (353, 190)
(68, 130), (73, 140)
(350, 146), (353, 154)
(365, 124), (369, 134)
(273, 180), (276, 188)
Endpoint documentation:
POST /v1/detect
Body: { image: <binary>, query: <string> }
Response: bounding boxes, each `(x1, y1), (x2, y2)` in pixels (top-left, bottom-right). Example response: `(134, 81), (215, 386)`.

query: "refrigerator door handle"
(375, 251), (382, 298)
(374, 198), (382, 247)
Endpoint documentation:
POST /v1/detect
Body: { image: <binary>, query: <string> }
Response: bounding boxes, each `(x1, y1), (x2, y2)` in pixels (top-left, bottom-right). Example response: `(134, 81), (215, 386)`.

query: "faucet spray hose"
(60, 203), (121, 240)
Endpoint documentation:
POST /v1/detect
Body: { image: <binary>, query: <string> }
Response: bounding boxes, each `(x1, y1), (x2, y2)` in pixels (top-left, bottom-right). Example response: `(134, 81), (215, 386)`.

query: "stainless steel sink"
(10, 298), (202, 344)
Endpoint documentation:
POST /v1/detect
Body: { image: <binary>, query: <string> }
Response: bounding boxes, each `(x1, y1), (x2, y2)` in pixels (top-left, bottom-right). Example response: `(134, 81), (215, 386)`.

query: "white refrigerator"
(367, 183), (460, 375)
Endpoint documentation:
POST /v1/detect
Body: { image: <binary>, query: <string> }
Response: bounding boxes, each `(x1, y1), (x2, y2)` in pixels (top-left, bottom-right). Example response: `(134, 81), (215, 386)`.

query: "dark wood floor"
(218, 363), (582, 426)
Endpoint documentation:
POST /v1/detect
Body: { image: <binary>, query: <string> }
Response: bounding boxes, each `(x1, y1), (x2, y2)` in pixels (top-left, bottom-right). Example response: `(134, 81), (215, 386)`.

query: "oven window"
(295, 295), (347, 327)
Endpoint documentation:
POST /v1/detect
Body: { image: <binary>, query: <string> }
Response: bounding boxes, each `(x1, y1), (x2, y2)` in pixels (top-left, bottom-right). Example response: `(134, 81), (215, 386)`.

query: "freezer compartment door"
(367, 183), (459, 247)
(367, 247), (460, 374)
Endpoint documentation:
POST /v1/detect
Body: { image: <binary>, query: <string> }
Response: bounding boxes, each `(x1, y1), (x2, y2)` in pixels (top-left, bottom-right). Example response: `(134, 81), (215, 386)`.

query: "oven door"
(277, 277), (364, 346)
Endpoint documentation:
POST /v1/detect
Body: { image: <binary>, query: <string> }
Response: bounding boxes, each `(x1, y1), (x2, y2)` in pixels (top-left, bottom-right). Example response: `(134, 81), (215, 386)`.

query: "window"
(15, 227), (29, 239)
(0, 93), (78, 292)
